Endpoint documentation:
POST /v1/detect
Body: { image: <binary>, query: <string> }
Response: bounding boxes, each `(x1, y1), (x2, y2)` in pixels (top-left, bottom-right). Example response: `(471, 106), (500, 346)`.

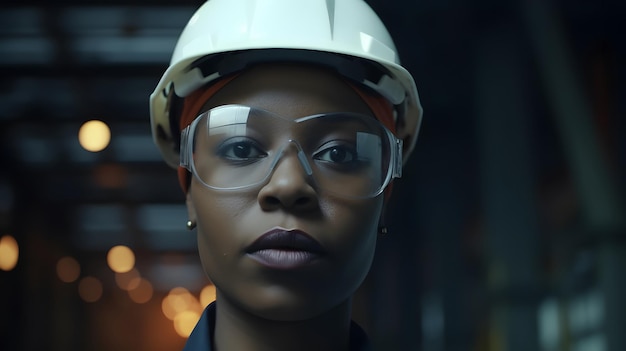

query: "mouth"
(245, 228), (326, 269)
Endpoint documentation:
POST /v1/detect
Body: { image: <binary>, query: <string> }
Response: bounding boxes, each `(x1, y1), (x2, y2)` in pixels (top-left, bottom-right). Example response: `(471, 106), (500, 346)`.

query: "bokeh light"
(0, 235), (19, 271)
(93, 163), (128, 189)
(161, 286), (205, 338)
(162, 287), (203, 320)
(115, 268), (140, 291)
(56, 256), (80, 283)
(174, 310), (201, 338)
(128, 278), (153, 304)
(106, 245), (135, 273)
(78, 276), (103, 303)
(78, 120), (111, 152)
(199, 284), (216, 307)
(161, 295), (179, 321)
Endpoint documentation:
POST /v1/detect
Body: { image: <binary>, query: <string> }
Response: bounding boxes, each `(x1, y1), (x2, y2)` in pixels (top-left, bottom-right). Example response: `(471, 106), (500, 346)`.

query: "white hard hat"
(150, 0), (423, 169)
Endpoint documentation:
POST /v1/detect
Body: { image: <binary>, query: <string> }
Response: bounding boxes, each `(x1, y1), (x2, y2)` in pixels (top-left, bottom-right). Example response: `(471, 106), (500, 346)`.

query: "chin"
(234, 285), (351, 322)
(248, 300), (340, 322)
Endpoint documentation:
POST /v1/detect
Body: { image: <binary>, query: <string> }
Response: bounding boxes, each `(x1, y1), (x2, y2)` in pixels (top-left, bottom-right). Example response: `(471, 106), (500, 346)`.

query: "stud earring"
(186, 220), (196, 230)
(378, 226), (388, 235)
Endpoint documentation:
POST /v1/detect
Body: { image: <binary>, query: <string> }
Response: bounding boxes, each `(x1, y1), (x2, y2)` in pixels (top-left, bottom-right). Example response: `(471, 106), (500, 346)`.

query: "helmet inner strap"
(173, 49), (405, 106)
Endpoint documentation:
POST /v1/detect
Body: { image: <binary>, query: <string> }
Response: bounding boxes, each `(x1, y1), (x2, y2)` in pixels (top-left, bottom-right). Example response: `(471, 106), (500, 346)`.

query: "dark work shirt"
(183, 302), (372, 351)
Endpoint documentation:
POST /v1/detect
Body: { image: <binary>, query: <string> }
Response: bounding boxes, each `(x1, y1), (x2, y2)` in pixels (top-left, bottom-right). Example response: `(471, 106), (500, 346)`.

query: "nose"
(257, 143), (319, 212)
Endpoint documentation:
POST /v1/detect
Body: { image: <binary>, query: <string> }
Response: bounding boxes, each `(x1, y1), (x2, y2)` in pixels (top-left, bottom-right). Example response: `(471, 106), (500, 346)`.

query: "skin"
(185, 64), (385, 351)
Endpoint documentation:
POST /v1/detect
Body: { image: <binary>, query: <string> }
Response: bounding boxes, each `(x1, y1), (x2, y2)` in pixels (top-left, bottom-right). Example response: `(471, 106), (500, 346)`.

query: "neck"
(213, 295), (353, 351)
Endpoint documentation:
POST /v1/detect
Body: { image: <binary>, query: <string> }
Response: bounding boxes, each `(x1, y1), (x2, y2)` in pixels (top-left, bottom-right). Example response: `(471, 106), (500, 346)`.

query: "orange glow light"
(115, 268), (140, 291)
(106, 245), (135, 273)
(93, 163), (128, 189)
(56, 256), (81, 283)
(161, 296), (178, 321)
(199, 284), (216, 307)
(0, 235), (19, 271)
(174, 311), (201, 338)
(78, 276), (103, 303)
(128, 278), (153, 304)
(162, 287), (202, 321)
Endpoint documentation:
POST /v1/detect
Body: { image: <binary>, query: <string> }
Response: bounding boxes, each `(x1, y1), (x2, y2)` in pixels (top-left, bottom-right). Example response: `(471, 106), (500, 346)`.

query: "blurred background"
(0, 0), (624, 350)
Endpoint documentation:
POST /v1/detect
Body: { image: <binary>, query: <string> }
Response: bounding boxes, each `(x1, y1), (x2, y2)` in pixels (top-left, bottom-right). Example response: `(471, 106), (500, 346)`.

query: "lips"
(245, 228), (325, 269)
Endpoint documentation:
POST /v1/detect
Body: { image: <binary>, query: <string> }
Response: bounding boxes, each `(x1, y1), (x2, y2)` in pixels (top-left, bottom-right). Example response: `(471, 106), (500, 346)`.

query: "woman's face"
(186, 64), (384, 321)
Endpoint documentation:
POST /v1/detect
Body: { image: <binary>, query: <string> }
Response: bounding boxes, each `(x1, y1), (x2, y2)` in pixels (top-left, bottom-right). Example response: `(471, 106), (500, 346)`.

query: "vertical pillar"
(521, 1), (626, 350)
(475, 28), (541, 351)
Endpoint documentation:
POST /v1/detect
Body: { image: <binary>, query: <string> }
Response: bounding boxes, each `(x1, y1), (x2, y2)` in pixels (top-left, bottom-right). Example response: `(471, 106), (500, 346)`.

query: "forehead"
(200, 63), (373, 119)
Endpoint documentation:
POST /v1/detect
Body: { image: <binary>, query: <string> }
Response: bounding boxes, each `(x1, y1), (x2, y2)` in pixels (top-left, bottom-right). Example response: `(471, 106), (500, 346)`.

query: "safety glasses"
(180, 104), (402, 199)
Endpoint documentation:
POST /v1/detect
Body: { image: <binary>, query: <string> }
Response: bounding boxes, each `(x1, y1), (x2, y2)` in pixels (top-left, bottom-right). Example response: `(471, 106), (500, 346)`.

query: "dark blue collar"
(183, 302), (371, 351)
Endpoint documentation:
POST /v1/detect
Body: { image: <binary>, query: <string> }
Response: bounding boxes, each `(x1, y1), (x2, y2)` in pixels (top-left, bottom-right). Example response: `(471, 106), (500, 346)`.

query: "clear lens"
(181, 105), (401, 199)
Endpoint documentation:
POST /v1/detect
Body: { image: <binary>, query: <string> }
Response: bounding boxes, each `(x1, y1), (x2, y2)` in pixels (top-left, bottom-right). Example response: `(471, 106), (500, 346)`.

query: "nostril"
(264, 197), (281, 206)
(260, 193), (315, 210)
(295, 197), (311, 206)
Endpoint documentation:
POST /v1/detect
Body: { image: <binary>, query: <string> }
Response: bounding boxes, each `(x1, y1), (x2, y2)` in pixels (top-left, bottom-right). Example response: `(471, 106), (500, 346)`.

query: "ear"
(185, 190), (197, 223)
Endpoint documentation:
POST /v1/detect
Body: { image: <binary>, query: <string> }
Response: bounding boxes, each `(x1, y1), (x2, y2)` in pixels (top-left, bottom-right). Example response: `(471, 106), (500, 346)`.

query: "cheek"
(324, 196), (382, 243)
(323, 198), (382, 286)
(191, 189), (254, 281)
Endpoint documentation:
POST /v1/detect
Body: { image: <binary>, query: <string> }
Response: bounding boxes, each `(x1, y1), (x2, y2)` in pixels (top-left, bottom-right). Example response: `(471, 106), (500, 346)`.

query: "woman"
(149, 0), (423, 350)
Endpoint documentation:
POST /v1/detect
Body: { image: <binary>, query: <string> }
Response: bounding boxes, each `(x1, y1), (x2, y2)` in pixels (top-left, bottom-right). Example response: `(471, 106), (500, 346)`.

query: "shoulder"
(349, 321), (373, 351)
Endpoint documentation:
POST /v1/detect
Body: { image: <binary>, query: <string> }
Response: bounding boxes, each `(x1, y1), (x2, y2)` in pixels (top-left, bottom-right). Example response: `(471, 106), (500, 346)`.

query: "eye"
(216, 137), (267, 163)
(313, 142), (358, 165)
